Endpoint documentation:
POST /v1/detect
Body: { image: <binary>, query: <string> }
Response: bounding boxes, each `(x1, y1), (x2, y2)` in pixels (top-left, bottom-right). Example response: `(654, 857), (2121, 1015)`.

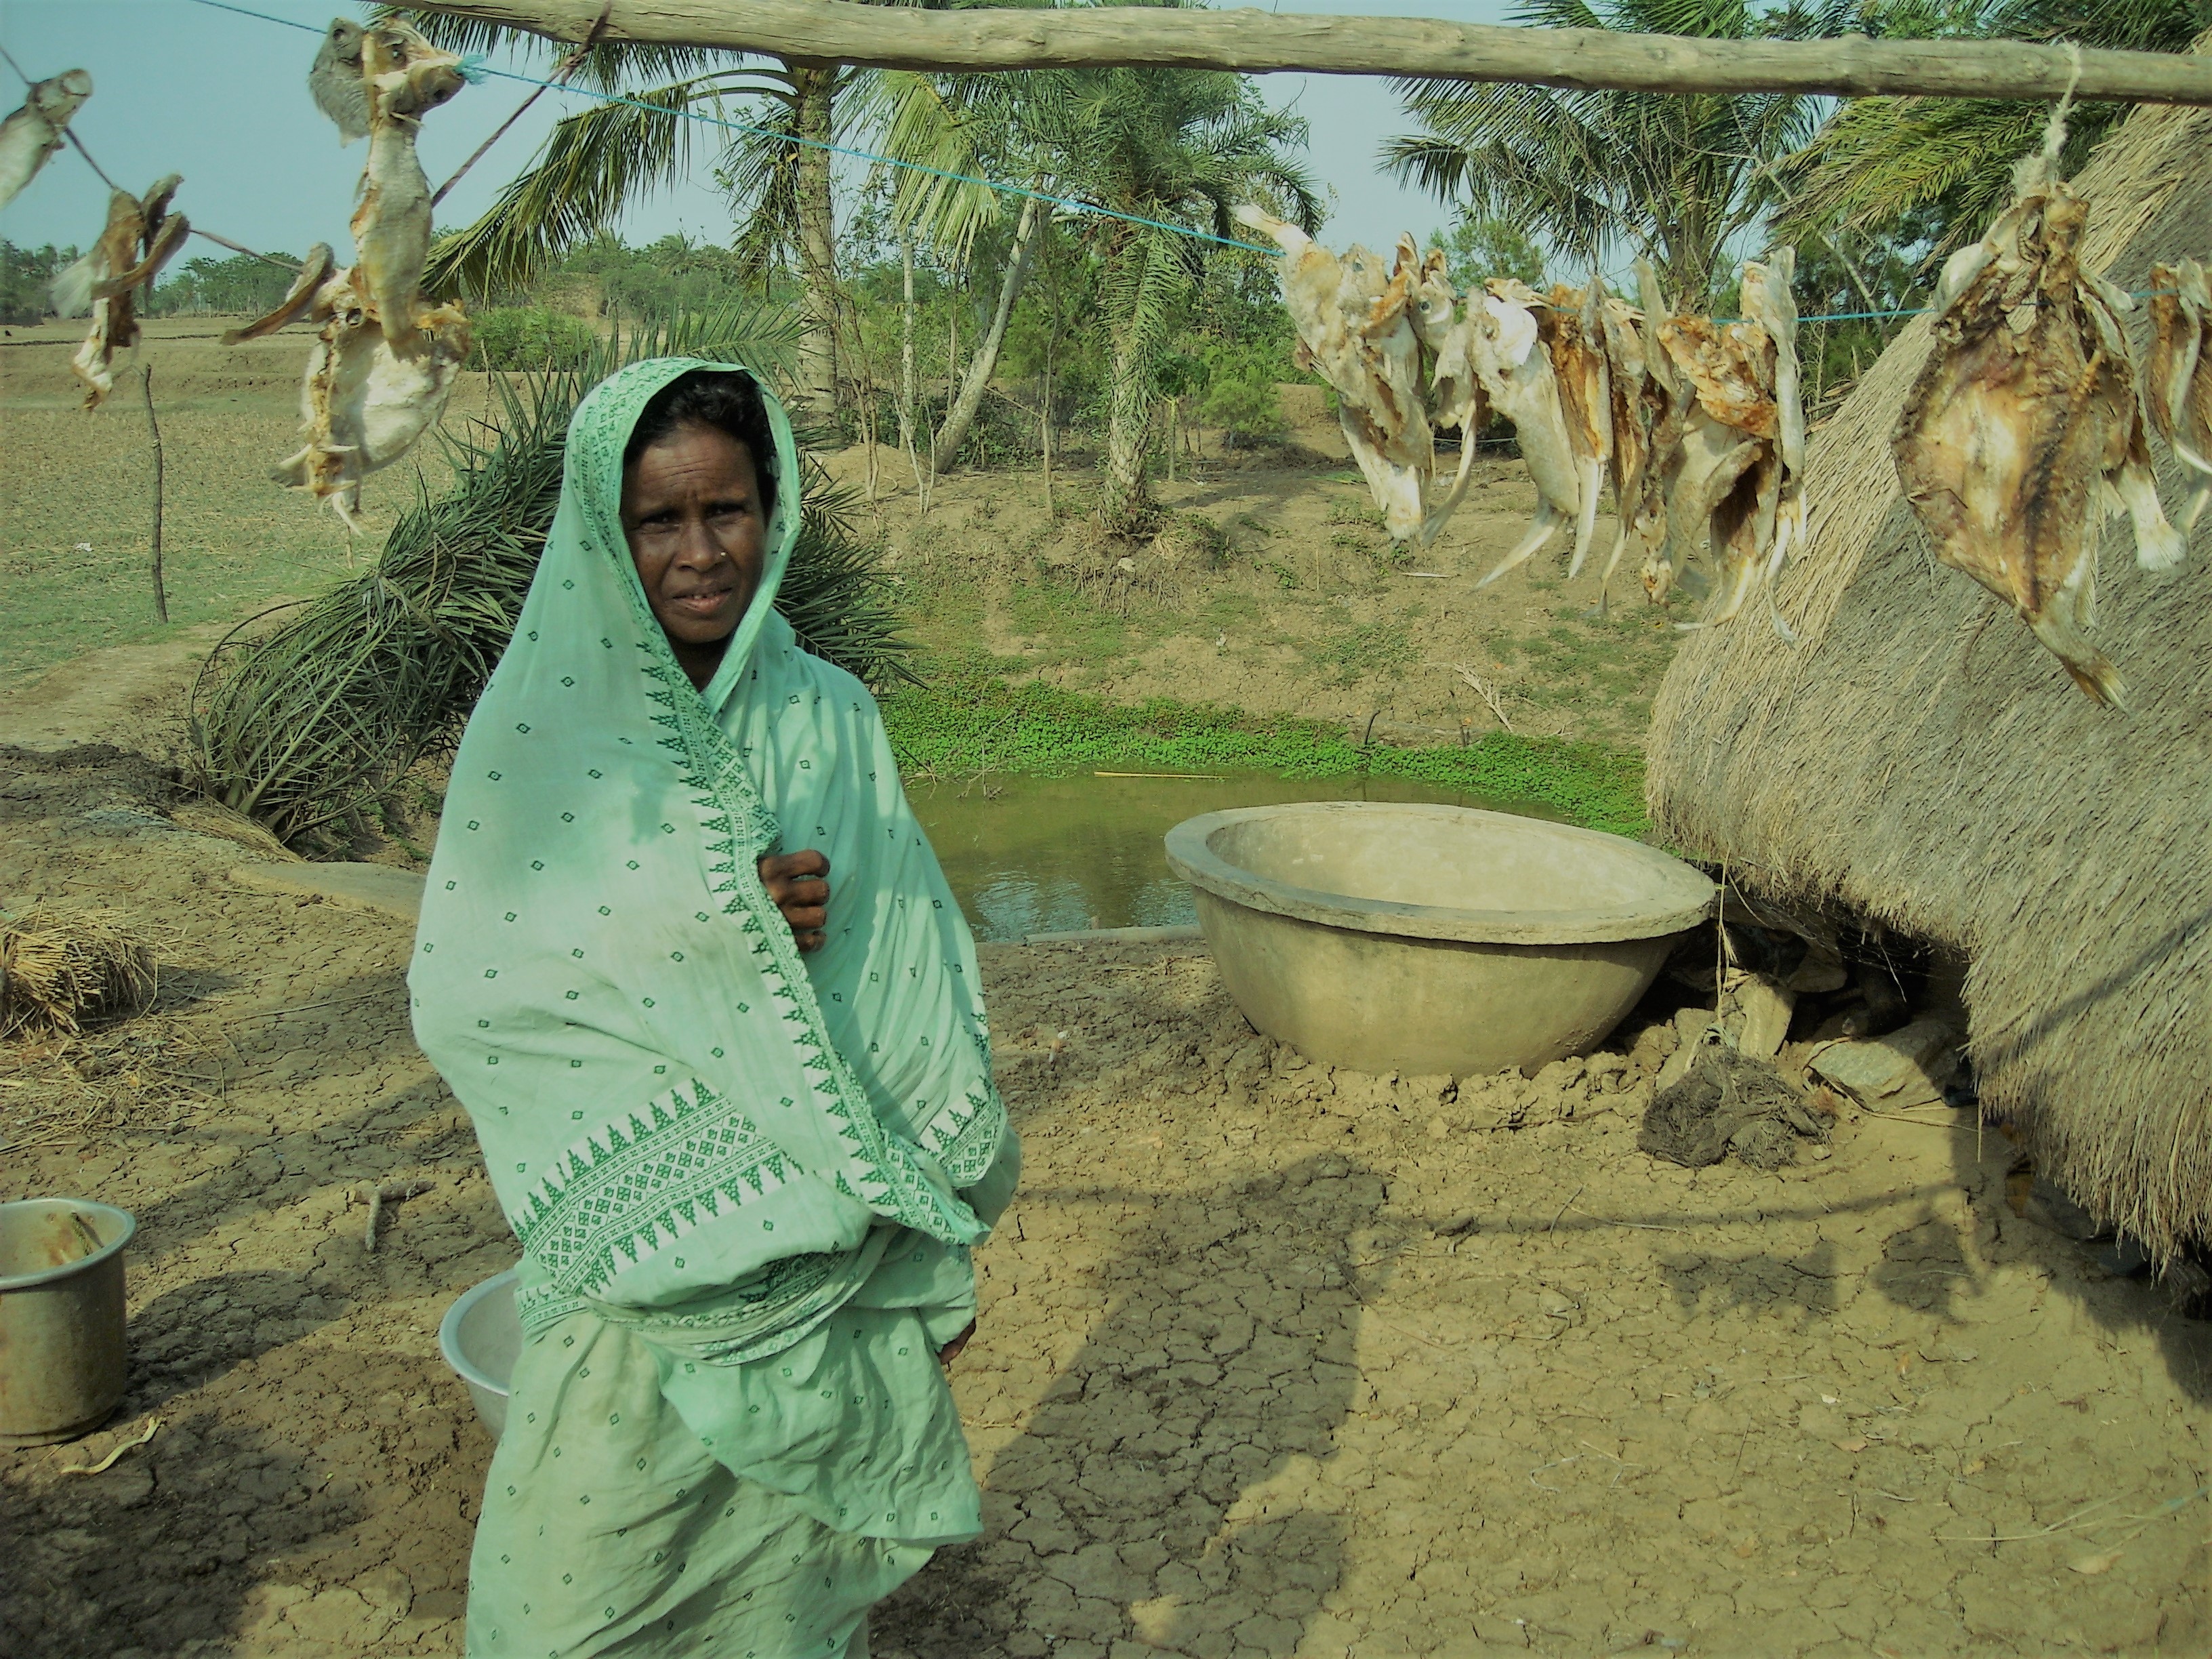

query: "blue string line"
(180, 0), (1283, 255)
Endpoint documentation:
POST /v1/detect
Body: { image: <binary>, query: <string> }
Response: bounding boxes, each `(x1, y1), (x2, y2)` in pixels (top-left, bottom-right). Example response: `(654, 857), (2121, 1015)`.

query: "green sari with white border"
(410, 359), (1017, 1656)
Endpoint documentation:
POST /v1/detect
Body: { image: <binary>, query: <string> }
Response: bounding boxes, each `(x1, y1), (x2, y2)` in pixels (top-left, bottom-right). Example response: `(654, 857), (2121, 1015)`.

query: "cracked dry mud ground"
(3, 747), (2207, 1658)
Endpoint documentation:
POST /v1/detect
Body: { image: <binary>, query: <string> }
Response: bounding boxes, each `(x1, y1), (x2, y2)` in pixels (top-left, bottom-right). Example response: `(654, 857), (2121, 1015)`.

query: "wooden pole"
(409, 1), (2212, 105)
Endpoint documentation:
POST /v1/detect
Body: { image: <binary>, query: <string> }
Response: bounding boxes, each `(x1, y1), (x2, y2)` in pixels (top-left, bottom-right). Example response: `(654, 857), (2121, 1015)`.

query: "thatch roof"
(1645, 79), (2212, 1260)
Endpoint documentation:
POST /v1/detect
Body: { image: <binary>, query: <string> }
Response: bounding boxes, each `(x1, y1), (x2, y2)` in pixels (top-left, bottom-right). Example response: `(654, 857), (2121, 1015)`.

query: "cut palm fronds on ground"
(190, 303), (916, 854)
(0, 907), (160, 1041)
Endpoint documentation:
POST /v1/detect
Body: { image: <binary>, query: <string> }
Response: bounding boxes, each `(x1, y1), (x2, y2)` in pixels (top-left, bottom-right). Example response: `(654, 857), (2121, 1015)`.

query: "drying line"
(182, 0), (1283, 256)
(131, 4), (2212, 321)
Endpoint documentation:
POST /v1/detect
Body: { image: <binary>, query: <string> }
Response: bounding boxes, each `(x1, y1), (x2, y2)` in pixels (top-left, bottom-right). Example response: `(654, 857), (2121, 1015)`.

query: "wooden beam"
(409, 1), (2212, 105)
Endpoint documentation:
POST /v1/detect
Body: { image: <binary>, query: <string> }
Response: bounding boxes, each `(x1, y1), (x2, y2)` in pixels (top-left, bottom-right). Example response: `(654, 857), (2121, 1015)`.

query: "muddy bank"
(1, 747), (2205, 1657)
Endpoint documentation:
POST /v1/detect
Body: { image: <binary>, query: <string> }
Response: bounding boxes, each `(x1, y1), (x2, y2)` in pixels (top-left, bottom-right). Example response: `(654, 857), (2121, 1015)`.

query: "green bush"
(470, 307), (597, 371)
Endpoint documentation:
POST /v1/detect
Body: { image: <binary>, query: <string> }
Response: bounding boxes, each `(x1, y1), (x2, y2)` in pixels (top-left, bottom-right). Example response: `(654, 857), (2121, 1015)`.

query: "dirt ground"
(3, 743), (2205, 1658)
(829, 424), (1687, 750)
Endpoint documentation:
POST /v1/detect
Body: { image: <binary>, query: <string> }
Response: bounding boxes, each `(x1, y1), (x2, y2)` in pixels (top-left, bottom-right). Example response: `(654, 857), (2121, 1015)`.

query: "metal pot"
(0, 1197), (137, 1446)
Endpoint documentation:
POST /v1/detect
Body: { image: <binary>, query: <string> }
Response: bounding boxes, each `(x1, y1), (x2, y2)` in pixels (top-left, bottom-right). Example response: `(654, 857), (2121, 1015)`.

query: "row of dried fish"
(1235, 205), (1810, 636)
(2, 66), (196, 411)
(35, 20), (472, 531)
(1896, 122), (2209, 707)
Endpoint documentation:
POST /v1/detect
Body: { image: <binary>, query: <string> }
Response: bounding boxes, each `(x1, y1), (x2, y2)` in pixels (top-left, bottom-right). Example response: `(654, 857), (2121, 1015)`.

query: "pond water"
(907, 770), (1557, 941)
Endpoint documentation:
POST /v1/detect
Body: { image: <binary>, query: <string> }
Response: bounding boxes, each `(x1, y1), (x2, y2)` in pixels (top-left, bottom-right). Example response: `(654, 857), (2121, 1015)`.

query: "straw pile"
(1645, 78), (2212, 1260)
(0, 909), (160, 1040)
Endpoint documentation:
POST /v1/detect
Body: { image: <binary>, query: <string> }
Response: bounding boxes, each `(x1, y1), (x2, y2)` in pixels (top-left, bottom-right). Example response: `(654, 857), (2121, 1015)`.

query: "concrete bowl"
(1164, 802), (1715, 1076)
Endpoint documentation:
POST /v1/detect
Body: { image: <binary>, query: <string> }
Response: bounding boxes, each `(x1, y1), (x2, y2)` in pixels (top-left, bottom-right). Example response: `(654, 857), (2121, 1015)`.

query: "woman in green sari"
(410, 359), (1018, 1658)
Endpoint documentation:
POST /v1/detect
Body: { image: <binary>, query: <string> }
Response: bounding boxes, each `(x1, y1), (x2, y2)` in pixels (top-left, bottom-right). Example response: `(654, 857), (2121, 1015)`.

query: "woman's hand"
(757, 849), (830, 951)
(938, 1319), (977, 1368)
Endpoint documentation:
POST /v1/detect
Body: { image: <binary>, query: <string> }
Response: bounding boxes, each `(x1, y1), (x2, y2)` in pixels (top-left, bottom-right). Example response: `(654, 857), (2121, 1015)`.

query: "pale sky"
(0, 0), (1516, 268)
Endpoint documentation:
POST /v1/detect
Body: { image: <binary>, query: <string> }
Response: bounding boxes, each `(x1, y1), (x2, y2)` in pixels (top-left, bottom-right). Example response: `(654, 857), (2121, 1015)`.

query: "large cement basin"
(1164, 802), (1716, 1077)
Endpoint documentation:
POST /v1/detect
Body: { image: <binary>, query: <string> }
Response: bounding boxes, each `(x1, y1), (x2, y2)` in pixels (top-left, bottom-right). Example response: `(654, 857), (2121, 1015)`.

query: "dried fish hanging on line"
(52, 173), (189, 409)
(232, 18), (472, 529)
(1234, 206), (1435, 540)
(1241, 206), (1815, 639)
(0, 67), (91, 213)
(2144, 257), (2211, 534)
(1893, 113), (2184, 708)
(1463, 280), (1587, 583)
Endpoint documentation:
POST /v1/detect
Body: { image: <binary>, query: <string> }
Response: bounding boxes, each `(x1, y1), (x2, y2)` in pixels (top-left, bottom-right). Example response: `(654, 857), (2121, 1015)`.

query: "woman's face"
(619, 421), (768, 651)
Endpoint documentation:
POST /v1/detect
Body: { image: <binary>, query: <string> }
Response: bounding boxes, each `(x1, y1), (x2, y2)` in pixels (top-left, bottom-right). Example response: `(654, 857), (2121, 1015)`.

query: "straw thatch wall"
(1646, 83), (2212, 1260)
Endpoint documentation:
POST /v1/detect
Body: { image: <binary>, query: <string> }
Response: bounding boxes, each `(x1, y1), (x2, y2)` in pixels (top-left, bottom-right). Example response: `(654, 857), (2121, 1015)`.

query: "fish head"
(138, 173), (184, 225)
(310, 19), (371, 143)
(1408, 247), (1457, 349)
(365, 20), (466, 123)
(30, 69), (94, 126)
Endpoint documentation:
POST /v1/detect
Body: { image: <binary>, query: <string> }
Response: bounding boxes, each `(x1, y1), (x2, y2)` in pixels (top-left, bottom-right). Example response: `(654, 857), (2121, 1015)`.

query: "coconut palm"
(1027, 58), (1317, 531)
(1775, 1), (2205, 260)
(398, 7), (940, 417)
(1384, 0), (1853, 302)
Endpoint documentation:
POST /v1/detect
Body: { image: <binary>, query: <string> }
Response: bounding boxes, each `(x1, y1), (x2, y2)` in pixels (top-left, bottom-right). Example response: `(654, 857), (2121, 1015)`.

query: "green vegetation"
(880, 668), (1648, 838)
(470, 306), (598, 370)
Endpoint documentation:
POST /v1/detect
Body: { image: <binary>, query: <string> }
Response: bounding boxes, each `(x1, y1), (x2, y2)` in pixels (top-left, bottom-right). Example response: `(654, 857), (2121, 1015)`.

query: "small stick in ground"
(358, 1179), (435, 1251)
(142, 363), (167, 622)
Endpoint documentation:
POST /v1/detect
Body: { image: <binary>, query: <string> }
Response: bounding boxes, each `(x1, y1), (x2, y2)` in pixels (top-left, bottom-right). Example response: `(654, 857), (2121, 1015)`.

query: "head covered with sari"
(410, 357), (1009, 1345)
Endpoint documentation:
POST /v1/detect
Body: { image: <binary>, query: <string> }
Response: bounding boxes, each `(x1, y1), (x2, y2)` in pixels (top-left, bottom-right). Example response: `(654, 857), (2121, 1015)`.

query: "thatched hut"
(1645, 81), (2212, 1261)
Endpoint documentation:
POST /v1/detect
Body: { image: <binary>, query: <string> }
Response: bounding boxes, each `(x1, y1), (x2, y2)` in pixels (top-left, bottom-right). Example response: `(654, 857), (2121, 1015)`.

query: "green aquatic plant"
(880, 669), (1647, 837)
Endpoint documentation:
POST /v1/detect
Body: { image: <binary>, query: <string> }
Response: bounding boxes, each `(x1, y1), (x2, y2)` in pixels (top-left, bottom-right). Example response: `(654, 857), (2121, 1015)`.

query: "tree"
(1384, 0), (1851, 304)
(1023, 48), (1317, 531)
(1425, 212), (1547, 293)
(1776, 1), (2207, 262)
(401, 7), (955, 417)
(862, 64), (1054, 471)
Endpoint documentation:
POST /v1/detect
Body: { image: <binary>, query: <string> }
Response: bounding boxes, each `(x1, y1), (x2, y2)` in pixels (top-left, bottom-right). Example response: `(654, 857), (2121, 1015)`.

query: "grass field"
(0, 322), (487, 691)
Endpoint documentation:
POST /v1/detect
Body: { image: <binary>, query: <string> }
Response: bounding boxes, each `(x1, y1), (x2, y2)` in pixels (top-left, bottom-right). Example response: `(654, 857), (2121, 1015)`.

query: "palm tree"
(1383, 0), (1851, 303)
(1030, 57), (1317, 531)
(1775, 1), (2205, 262)
(863, 66), (1054, 471)
(401, 8), (932, 417)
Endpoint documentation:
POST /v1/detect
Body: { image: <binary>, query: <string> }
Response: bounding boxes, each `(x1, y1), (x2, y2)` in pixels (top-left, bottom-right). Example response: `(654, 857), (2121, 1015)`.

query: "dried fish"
(2144, 258), (2211, 533)
(222, 243), (338, 344)
(1739, 250), (1810, 639)
(0, 68), (91, 213)
(1896, 134), (2183, 706)
(352, 20), (466, 354)
(54, 174), (189, 409)
(1236, 207), (1435, 539)
(260, 18), (470, 525)
(1409, 247), (1486, 540)
(1632, 259), (1694, 605)
(1658, 310), (1780, 629)
(1532, 280), (1614, 578)
(1472, 281), (1582, 586)
(271, 270), (472, 530)
(308, 18), (370, 144)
